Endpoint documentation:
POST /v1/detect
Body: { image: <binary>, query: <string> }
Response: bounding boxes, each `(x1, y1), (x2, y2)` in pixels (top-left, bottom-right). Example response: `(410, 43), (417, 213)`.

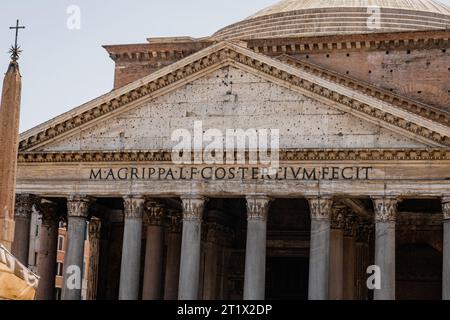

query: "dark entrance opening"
(396, 243), (442, 300)
(265, 257), (309, 300)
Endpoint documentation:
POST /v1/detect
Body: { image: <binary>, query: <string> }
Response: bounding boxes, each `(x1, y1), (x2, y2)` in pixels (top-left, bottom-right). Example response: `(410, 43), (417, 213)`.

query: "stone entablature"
(246, 30), (450, 55)
(17, 148), (450, 163)
(104, 40), (212, 63)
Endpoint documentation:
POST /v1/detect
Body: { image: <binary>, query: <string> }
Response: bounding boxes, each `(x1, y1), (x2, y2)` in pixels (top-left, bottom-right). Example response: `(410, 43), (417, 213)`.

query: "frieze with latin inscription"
(89, 166), (373, 181)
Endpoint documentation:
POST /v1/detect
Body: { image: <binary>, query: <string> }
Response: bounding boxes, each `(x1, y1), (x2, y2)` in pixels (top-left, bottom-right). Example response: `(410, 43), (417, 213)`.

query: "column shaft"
(203, 240), (219, 300)
(372, 197), (398, 301)
(164, 215), (181, 300)
(35, 202), (58, 300)
(343, 236), (356, 300)
(86, 217), (101, 300)
(12, 194), (36, 265)
(119, 196), (144, 300)
(355, 223), (370, 300)
(62, 195), (90, 300)
(243, 195), (271, 300)
(355, 241), (369, 300)
(343, 216), (357, 300)
(100, 210), (123, 300)
(307, 197), (333, 300)
(142, 202), (165, 300)
(178, 196), (205, 300)
(329, 228), (344, 300)
(329, 206), (345, 300)
(442, 197), (450, 300)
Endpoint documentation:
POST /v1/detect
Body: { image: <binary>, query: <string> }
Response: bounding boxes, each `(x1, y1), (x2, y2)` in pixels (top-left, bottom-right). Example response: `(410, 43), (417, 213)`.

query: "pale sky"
(0, 0), (449, 132)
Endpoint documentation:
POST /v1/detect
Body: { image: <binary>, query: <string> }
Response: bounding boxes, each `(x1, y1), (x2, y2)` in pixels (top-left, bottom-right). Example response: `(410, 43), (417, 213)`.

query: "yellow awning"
(0, 245), (39, 300)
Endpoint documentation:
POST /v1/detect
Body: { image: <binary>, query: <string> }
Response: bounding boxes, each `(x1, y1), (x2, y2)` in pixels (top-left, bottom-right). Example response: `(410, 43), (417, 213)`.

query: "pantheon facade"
(10, 0), (450, 300)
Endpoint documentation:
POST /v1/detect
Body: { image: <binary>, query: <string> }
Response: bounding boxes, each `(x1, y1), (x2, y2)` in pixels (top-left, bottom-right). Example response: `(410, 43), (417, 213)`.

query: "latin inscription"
(89, 166), (373, 181)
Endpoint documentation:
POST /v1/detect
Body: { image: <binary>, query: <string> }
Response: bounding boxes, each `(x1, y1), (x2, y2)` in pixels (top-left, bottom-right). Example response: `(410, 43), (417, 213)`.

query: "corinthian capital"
(144, 200), (165, 226)
(443, 196), (450, 221)
(181, 195), (206, 221)
(307, 197), (333, 221)
(67, 195), (92, 219)
(40, 200), (59, 225)
(344, 215), (357, 237)
(372, 197), (399, 223)
(246, 195), (271, 221)
(331, 205), (346, 229)
(89, 217), (102, 240)
(14, 194), (38, 219)
(167, 211), (182, 233)
(123, 195), (145, 219)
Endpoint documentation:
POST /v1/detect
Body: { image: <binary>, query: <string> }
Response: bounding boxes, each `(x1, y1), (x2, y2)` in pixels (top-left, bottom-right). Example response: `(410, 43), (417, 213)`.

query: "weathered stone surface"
(0, 61), (22, 250)
(40, 67), (424, 152)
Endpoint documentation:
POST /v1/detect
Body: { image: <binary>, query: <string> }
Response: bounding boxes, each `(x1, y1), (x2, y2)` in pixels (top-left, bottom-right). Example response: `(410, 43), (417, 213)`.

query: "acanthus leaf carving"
(67, 194), (92, 219)
(181, 195), (206, 221)
(144, 200), (165, 226)
(14, 194), (38, 219)
(372, 197), (399, 223)
(123, 195), (145, 219)
(246, 195), (271, 221)
(308, 197), (333, 221)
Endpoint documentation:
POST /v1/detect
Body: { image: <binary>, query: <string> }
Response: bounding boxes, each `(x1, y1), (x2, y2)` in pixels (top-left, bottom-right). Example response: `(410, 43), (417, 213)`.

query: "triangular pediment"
(19, 41), (450, 152)
(37, 66), (428, 152)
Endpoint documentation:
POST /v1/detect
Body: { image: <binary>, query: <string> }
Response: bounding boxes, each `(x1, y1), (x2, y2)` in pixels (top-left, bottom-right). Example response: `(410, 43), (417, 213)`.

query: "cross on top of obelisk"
(8, 19), (25, 61)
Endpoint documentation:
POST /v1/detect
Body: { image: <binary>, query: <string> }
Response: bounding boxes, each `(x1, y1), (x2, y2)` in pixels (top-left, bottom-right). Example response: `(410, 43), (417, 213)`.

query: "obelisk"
(0, 20), (25, 251)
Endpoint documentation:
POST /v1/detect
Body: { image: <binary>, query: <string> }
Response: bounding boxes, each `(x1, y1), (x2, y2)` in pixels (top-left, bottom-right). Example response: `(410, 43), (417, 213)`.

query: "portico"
(11, 27), (450, 300)
(8, 160), (448, 300)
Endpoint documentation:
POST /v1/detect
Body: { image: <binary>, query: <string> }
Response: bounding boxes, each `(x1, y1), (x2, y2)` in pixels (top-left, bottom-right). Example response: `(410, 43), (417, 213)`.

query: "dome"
(213, 0), (450, 40)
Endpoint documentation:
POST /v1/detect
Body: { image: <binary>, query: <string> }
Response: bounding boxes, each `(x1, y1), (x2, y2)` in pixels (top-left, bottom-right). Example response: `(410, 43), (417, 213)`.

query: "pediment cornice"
(17, 149), (450, 163)
(277, 54), (450, 128)
(18, 41), (450, 152)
